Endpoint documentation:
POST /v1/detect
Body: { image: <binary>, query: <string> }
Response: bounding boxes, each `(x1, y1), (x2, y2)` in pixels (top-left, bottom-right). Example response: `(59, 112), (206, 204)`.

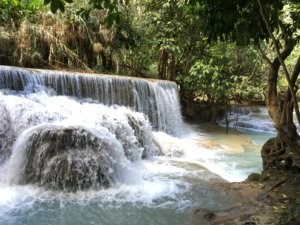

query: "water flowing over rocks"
(0, 67), (293, 225)
(9, 125), (117, 192)
(0, 66), (183, 135)
(218, 106), (276, 132)
(0, 66), (185, 191)
(1, 93), (162, 191)
(0, 102), (14, 163)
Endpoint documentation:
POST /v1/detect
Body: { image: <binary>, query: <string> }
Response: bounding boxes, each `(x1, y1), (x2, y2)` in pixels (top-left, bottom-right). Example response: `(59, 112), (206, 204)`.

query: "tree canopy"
(187, 0), (299, 45)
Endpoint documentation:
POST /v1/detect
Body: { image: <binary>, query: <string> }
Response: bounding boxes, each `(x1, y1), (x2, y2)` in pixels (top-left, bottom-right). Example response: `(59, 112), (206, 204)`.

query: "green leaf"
(50, 0), (65, 13)
(44, 0), (51, 5)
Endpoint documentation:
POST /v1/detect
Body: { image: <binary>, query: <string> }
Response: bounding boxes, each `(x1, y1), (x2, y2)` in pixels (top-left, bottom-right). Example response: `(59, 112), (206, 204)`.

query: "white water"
(0, 67), (275, 225)
(0, 66), (183, 135)
(219, 106), (276, 132)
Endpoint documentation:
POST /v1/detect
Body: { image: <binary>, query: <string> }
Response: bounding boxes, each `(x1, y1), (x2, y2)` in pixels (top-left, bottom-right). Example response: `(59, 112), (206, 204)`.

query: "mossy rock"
(246, 173), (262, 182)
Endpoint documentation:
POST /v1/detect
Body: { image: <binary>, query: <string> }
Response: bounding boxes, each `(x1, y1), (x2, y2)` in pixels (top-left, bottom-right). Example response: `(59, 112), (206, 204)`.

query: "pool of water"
(183, 124), (275, 182)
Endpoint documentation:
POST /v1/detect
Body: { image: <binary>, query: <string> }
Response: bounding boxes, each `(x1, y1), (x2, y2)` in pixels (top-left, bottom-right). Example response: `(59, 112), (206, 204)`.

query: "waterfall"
(0, 66), (275, 225)
(0, 66), (183, 191)
(0, 66), (183, 135)
(218, 106), (276, 132)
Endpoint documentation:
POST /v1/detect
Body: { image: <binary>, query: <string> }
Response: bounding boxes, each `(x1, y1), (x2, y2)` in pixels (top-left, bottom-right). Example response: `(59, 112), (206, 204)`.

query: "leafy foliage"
(137, 0), (206, 80)
(44, 0), (126, 25)
(180, 42), (267, 105)
(0, 1), (141, 74)
(186, 60), (231, 104)
(186, 0), (300, 45)
(186, 0), (300, 130)
(0, 0), (42, 25)
(2, 0), (297, 116)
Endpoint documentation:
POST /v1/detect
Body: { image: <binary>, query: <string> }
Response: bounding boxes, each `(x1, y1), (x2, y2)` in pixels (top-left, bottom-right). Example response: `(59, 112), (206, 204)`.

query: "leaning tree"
(187, 0), (300, 171)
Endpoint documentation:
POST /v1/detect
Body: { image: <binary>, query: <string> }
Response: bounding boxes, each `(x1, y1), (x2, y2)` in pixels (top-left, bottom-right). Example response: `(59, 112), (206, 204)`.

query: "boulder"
(16, 125), (116, 192)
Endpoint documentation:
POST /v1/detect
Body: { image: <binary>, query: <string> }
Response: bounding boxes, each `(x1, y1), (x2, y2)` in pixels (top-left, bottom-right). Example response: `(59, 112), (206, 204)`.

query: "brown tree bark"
(158, 48), (168, 80)
(262, 53), (300, 171)
(263, 45), (294, 127)
(168, 54), (176, 81)
(261, 44), (300, 171)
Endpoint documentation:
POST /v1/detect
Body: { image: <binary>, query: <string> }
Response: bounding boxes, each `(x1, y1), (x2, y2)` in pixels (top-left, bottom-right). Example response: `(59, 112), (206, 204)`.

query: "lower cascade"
(0, 74), (163, 191)
(8, 123), (160, 191)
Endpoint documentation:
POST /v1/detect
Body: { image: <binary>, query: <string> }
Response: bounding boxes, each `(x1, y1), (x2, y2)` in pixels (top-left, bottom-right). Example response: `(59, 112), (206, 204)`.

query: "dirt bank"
(191, 170), (300, 225)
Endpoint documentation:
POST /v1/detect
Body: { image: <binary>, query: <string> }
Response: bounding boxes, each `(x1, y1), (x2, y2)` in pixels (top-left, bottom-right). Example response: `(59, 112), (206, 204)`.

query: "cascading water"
(218, 106), (276, 132)
(0, 66), (274, 225)
(0, 66), (182, 135)
(0, 88), (162, 190)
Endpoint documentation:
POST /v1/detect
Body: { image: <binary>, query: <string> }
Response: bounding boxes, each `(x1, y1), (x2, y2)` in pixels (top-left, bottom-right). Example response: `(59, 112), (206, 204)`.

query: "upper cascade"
(0, 66), (183, 135)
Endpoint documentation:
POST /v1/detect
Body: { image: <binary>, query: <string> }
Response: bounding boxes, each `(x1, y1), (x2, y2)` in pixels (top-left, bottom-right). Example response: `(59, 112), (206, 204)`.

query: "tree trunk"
(158, 48), (168, 80)
(169, 54), (176, 81)
(100, 51), (107, 70)
(265, 45), (293, 127)
(257, 0), (300, 172)
(262, 50), (300, 172)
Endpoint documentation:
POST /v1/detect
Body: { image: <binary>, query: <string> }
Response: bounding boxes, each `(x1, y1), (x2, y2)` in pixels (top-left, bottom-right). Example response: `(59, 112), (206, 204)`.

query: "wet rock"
(0, 102), (14, 163)
(126, 113), (161, 158)
(243, 222), (257, 225)
(191, 208), (217, 225)
(193, 208), (216, 221)
(199, 140), (222, 150)
(13, 124), (116, 192)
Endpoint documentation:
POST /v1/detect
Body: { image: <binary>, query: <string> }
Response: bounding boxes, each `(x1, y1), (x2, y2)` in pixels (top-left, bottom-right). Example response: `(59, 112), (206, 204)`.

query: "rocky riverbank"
(191, 170), (300, 225)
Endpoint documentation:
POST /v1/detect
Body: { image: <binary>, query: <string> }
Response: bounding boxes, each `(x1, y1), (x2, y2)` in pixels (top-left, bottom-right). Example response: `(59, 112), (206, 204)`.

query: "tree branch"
(291, 55), (300, 85)
(258, 46), (273, 67)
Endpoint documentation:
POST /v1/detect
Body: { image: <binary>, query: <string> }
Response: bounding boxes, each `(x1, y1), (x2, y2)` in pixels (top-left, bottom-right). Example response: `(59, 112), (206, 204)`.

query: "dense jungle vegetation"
(0, 0), (300, 172)
(0, 0), (272, 105)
